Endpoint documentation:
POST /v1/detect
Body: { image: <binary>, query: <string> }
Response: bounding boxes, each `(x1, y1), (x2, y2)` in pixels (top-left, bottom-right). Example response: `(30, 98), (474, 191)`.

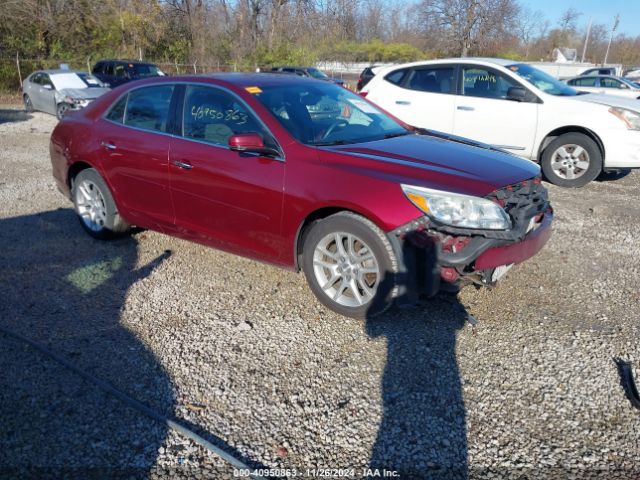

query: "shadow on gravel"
(596, 169), (632, 182)
(366, 240), (468, 479)
(0, 208), (173, 477)
(0, 109), (32, 125)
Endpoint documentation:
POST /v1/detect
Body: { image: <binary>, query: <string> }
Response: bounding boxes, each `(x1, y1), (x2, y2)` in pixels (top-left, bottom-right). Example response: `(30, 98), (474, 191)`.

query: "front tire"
(56, 102), (70, 120)
(541, 133), (602, 188)
(302, 212), (398, 319)
(72, 168), (129, 239)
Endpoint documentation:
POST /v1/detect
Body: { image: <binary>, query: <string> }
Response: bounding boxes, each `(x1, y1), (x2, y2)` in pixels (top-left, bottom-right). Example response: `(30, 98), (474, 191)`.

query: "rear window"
(406, 67), (455, 94)
(127, 63), (163, 78)
(385, 69), (408, 86)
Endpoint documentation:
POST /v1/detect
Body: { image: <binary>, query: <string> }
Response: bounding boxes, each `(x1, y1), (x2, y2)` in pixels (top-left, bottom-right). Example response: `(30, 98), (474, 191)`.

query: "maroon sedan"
(50, 74), (553, 319)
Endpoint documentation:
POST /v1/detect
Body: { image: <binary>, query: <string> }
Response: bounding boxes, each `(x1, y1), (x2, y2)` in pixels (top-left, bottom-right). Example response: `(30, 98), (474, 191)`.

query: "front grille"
(487, 176), (549, 230)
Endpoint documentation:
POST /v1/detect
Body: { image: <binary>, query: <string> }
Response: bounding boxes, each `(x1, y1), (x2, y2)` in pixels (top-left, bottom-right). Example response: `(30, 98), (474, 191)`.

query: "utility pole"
(603, 14), (620, 66)
(581, 18), (592, 63)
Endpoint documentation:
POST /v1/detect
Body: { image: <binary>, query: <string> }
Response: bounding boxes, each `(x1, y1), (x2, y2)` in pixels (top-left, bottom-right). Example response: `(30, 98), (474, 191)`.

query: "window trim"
(101, 81), (285, 162)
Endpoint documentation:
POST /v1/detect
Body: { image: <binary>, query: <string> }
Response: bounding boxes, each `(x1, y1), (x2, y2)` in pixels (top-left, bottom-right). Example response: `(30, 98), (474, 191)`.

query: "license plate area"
(491, 263), (514, 282)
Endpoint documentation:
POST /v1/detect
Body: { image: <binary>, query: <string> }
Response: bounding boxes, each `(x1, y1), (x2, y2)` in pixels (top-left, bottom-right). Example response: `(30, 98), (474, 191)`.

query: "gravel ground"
(0, 106), (639, 479)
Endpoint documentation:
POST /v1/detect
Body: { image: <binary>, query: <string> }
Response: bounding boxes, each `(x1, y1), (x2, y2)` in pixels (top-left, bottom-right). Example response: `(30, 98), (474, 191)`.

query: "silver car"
(22, 69), (110, 119)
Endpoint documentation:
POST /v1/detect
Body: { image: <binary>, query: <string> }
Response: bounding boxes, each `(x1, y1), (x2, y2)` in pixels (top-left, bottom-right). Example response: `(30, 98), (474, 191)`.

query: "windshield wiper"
(311, 140), (351, 146)
(384, 131), (413, 139)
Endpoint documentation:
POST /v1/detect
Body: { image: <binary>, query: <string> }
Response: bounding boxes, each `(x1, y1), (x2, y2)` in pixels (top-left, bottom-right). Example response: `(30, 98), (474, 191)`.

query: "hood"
(324, 133), (541, 197)
(59, 87), (110, 100)
(573, 93), (640, 112)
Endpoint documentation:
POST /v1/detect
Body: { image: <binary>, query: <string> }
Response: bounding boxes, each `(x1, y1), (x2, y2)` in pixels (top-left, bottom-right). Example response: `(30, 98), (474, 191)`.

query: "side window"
(92, 63), (103, 74)
(105, 94), (128, 123)
(182, 85), (273, 148)
(104, 62), (114, 76)
(114, 64), (127, 78)
(462, 67), (517, 99)
(124, 85), (174, 132)
(385, 69), (408, 86)
(573, 77), (596, 87)
(406, 67), (454, 93)
(601, 78), (623, 89)
(30, 73), (42, 85)
(41, 74), (53, 88)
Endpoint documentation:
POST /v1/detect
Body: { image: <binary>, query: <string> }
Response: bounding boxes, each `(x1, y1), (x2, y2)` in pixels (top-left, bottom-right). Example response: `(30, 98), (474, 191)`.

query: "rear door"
(367, 65), (457, 132)
(453, 65), (538, 158)
(97, 84), (176, 229)
(568, 76), (599, 94)
(168, 84), (285, 261)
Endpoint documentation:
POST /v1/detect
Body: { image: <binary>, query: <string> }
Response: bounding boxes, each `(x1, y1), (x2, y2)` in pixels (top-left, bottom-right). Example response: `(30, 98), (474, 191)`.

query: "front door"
(168, 84), (285, 261)
(453, 65), (538, 159)
(97, 85), (175, 229)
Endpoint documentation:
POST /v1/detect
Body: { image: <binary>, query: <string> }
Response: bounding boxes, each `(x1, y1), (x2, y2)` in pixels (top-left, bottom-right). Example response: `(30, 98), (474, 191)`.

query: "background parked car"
(356, 67), (377, 91)
(565, 75), (640, 99)
(579, 67), (621, 77)
(92, 60), (165, 88)
(361, 58), (640, 188)
(270, 66), (344, 85)
(23, 69), (110, 119)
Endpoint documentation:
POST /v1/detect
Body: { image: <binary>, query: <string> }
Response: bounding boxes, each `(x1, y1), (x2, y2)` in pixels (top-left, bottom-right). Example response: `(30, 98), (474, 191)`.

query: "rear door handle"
(171, 160), (193, 170)
(101, 142), (117, 150)
(395, 100), (411, 105)
(457, 106), (475, 111)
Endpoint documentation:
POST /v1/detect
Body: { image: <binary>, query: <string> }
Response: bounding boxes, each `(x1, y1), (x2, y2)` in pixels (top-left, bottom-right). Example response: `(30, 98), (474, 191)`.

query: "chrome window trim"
(100, 80), (285, 162)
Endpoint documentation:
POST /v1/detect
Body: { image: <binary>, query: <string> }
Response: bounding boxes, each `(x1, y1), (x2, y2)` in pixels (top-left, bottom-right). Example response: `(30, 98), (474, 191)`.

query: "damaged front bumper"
(387, 178), (553, 300)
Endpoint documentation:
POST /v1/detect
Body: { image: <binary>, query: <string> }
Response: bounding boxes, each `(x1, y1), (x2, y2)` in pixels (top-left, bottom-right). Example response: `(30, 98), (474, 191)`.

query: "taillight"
(359, 91), (368, 98)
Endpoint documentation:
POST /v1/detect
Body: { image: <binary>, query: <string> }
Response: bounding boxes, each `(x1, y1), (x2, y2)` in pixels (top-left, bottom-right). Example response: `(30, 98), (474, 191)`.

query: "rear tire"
(541, 133), (602, 188)
(23, 94), (33, 113)
(301, 212), (398, 319)
(72, 168), (129, 239)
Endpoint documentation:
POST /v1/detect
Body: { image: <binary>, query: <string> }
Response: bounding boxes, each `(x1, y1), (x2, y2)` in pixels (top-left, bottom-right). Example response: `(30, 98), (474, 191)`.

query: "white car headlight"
(401, 184), (511, 230)
(609, 107), (640, 130)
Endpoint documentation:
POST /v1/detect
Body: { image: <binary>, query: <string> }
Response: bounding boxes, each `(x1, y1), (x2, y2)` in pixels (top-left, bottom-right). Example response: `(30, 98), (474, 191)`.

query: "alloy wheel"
(75, 179), (108, 232)
(312, 232), (380, 307)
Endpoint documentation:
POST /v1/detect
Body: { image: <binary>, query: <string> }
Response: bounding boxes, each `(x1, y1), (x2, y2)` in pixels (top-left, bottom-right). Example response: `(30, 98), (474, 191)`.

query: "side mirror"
(228, 133), (279, 157)
(506, 86), (527, 102)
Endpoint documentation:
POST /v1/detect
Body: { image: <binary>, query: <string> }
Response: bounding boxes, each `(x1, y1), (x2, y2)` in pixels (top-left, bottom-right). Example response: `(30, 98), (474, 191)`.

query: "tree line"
(0, 0), (638, 81)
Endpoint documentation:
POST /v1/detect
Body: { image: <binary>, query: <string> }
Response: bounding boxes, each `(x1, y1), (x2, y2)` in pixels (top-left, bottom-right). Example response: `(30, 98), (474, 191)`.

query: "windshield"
(506, 63), (578, 96)
(128, 63), (164, 78)
(76, 72), (105, 88)
(253, 83), (409, 146)
(50, 73), (88, 90)
(307, 68), (329, 79)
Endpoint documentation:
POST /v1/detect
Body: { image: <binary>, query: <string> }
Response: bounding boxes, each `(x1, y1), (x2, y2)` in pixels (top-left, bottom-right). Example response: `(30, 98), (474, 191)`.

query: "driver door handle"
(395, 100), (411, 105)
(171, 159), (193, 170)
(101, 142), (117, 150)
(457, 106), (475, 111)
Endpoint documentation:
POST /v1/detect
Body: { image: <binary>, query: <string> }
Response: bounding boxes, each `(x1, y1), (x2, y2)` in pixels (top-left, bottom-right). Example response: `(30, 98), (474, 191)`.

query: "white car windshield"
(50, 73), (88, 90)
(506, 63), (579, 96)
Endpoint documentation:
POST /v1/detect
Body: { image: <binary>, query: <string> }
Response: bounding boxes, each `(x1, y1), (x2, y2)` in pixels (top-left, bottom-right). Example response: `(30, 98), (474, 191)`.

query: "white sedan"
(565, 75), (640, 100)
(361, 58), (640, 187)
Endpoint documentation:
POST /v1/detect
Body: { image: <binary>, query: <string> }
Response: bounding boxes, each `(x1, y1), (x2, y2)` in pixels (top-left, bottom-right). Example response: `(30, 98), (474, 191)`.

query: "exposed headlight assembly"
(401, 184), (511, 230)
(609, 107), (640, 130)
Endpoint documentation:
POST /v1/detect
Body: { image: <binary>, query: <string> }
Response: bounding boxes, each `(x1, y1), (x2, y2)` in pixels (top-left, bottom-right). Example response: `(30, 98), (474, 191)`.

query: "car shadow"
(596, 169), (632, 182)
(365, 239), (468, 479)
(0, 208), (260, 477)
(0, 108), (32, 125)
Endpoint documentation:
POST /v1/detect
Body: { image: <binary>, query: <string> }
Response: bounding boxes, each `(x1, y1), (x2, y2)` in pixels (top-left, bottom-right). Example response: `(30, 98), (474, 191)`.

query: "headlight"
(401, 184), (511, 230)
(609, 107), (640, 130)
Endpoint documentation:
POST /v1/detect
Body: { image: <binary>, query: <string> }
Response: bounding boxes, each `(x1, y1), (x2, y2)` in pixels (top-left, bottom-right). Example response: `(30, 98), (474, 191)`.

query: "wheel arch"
(536, 126), (605, 163)
(293, 206), (383, 272)
(67, 160), (94, 190)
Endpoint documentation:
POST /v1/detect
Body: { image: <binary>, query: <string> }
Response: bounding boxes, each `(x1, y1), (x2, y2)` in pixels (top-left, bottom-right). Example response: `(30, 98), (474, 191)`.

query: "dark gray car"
(22, 70), (110, 119)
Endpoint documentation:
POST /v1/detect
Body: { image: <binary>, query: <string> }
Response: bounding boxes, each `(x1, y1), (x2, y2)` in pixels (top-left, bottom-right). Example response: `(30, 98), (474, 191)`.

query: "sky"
(520, 0), (639, 36)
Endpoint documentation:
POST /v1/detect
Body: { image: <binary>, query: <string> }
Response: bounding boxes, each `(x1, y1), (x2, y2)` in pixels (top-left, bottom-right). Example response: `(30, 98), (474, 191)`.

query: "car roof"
(118, 72), (333, 88)
(32, 69), (87, 75)
(96, 59), (155, 65)
(567, 74), (633, 81)
(375, 57), (519, 75)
